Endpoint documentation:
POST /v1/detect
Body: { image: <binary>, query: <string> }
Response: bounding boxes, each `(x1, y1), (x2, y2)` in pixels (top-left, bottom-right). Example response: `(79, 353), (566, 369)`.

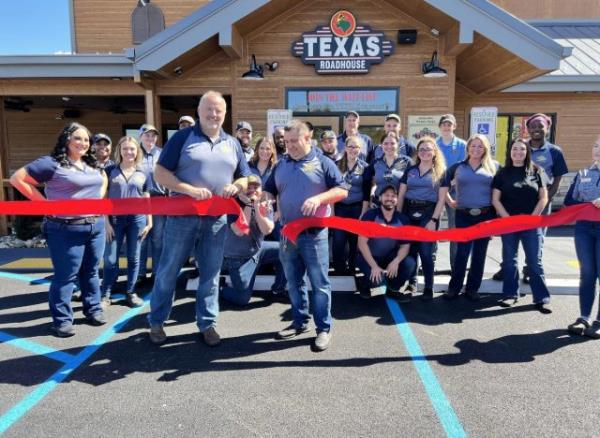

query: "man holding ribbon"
(147, 90), (251, 347)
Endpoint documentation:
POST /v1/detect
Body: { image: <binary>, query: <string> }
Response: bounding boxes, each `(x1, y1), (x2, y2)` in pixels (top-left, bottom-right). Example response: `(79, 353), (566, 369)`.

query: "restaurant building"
(0, 0), (599, 233)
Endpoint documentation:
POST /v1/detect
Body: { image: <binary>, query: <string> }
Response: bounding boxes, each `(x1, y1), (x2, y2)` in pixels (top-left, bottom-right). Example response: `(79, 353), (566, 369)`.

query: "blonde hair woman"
(443, 134), (498, 301)
(397, 136), (448, 300)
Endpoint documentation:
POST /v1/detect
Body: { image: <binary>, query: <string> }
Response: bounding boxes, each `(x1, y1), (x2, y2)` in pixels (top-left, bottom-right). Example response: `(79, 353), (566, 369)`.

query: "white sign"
(470, 107), (498, 156)
(267, 109), (293, 137)
(407, 115), (443, 143)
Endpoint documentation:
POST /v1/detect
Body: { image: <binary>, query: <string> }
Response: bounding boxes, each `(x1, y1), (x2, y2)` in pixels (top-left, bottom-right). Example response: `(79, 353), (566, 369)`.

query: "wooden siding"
(490, 0), (600, 19)
(0, 79), (143, 96)
(74, 0), (211, 53)
(454, 85), (600, 170)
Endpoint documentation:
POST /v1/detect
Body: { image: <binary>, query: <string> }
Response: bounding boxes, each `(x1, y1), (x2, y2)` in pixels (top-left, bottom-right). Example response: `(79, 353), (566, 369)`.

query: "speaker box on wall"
(397, 29), (417, 44)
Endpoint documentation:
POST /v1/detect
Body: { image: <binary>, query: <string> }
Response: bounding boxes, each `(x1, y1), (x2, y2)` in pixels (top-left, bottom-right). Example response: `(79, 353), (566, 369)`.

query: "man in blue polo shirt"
(357, 184), (416, 302)
(436, 114), (466, 273)
(337, 111), (375, 163)
(147, 90), (251, 347)
(264, 120), (348, 352)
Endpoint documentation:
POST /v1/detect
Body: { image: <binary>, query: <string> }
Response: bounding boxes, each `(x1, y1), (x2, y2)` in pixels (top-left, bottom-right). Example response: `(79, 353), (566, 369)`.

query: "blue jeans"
(574, 221), (600, 320)
(501, 228), (550, 303)
(102, 215), (146, 296)
(407, 213), (437, 289)
(148, 215), (227, 331)
(221, 241), (287, 305)
(332, 202), (362, 274)
(356, 251), (415, 291)
(43, 217), (105, 328)
(139, 213), (166, 277)
(279, 229), (332, 333)
(448, 209), (495, 294)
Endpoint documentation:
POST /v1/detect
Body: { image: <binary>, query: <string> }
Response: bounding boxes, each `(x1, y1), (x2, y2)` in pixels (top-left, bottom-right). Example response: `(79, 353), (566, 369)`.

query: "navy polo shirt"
(105, 165), (149, 199)
(373, 136), (416, 161)
(264, 148), (346, 225)
(437, 136), (467, 167)
(529, 141), (568, 185)
(565, 165), (600, 204)
(400, 165), (440, 203)
(444, 160), (498, 209)
(361, 208), (409, 258)
(249, 162), (274, 187)
(224, 205), (274, 258)
(26, 156), (104, 201)
(159, 125), (252, 196)
(336, 132), (374, 162)
(139, 145), (166, 196)
(339, 158), (368, 204)
(365, 155), (413, 196)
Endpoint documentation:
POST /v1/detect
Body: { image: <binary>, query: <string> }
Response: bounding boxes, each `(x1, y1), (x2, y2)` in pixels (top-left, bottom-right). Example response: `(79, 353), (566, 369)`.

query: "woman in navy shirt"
(10, 122), (108, 337)
(564, 137), (600, 338)
(102, 137), (152, 308)
(398, 137), (447, 300)
(249, 136), (278, 186)
(443, 134), (498, 301)
(492, 139), (551, 313)
(332, 135), (369, 275)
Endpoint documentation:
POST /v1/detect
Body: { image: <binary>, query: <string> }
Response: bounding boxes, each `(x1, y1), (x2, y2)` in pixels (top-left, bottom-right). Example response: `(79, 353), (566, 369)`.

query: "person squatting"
(9, 95), (600, 350)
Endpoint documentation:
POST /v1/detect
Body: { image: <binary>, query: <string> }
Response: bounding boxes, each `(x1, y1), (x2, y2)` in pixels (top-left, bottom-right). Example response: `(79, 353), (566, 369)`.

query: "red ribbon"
(282, 203), (599, 243)
(0, 196), (249, 233)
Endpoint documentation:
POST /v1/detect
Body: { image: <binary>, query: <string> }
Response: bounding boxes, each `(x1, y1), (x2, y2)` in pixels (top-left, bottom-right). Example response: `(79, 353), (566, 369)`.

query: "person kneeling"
(221, 175), (287, 306)
(357, 184), (416, 302)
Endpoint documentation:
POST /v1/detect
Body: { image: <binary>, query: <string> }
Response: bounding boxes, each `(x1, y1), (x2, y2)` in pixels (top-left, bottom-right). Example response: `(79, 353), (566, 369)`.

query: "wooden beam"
(441, 23), (472, 57)
(0, 97), (9, 235)
(144, 87), (162, 138)
(219, 25), (243, 59)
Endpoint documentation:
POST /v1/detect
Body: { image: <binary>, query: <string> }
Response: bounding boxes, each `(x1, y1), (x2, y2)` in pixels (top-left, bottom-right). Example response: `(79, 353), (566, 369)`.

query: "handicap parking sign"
(477, 123), (490, 135)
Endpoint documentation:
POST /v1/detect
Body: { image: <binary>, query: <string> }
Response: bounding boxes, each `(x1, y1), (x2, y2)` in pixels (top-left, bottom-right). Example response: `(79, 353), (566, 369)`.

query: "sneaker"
(567, 318), (590, 336)
(522, 267), (530, 284)
(149, 324), (167, 344)
(201, 326), (221, 347)
(498, 296), (518, 308)
(86, 312), (107, 326)
(420, 288), (434, 301)
(275, 324), (310, 340)
(386, 289), (411, 303)
(534, 302), (552, 314)
(443, 289), (460, 300)
(125, 292), (144, 308)
(404, 283), (418, 294)
(72, 291), (82, 302)
(492, 269), (503, 281)
(313, 331), (331, 352)
(270, 288), (288, 303)
(100, 296), (111, 311)
(51, 323), (75, 338)
(465, 290), (481, 301)
(583, 320), (600, 339)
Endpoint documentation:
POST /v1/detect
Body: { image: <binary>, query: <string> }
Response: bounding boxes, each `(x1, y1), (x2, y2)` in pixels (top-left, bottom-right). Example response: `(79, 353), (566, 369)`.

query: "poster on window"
(267, 109), (293, 137)
(470, 107), (498, 155)
(407, 115), (442, 143)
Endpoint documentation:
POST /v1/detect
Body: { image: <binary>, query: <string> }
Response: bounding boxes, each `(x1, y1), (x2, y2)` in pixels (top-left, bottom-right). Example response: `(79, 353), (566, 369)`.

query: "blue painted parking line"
(386, 298), (467, 438)
(0, 271), (50, 285)
(0, 331), (75, 364)
(0, 297), (150, 435)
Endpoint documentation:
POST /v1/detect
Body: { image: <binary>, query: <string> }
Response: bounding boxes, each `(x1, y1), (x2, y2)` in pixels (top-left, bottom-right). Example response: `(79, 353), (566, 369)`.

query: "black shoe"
(420, 288), (434, 301)
(498, 296), (518, 308)
(359, 287), (371, 299)
(270, 289), (288, 303)
(86, 312), (107, 326)
(465, 290), (481, 301)
(125, 292), (144, 308)
(71, 291), (82, 302)
(567, 318), (590, 336)
(386, 289), (411, 303)
(51, 324), (75, 338)
(522, 267), (530, 284)
(492, 269), (503, 281)
(443, 289), (460, 300)
(275, 324), (310, 340)
(534, 302), (552, 314)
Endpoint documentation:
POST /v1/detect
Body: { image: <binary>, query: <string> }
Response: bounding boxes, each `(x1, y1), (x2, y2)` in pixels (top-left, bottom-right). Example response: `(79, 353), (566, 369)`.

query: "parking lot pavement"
(0, 251), (598, 436)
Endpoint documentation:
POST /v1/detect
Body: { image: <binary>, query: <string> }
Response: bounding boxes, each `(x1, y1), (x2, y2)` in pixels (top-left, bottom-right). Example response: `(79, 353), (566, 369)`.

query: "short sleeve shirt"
(566, 166), (600, 203)
(400, 165), (440, 203)
(105, 165), (149, 199)
(530, 141), (568, 185)
(336, 132), (374, 163)
(139, 145), (165, 195)
(437, 136), (467, 168)
(339, 158), (368, 204)
(361, 208), (409, 258)
(224, 203), (274, 258)
(444, 160), (497, 209)
(492, 166), (543, 215)
(368, 155), (413, 196)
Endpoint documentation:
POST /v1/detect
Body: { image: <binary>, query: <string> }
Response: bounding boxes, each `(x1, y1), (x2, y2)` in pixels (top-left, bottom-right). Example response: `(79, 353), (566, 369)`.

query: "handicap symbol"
(477, 123), (490, 135)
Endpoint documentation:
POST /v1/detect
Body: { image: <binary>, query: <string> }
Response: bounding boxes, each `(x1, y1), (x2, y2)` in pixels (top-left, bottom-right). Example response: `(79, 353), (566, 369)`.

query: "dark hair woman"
(10, 122), (108, 337)
(492, 139), (551, 313)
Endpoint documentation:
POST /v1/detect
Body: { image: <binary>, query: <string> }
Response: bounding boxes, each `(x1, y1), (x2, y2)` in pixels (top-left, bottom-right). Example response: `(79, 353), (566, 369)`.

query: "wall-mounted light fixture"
(422, 51), (447, 78)
(242, 54), (278, 80)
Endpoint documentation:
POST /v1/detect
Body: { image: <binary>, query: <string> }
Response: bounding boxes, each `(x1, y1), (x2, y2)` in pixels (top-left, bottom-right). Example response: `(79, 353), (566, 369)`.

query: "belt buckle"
(469, 208), (481, 216)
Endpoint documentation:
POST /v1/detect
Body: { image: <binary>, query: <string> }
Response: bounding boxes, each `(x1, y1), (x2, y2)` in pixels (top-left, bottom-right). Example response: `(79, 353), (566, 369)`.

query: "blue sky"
(0, 0), (71, 55)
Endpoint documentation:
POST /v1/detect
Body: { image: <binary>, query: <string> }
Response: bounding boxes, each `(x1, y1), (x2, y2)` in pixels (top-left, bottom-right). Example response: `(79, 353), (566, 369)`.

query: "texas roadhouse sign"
(292, 10), (394, 74)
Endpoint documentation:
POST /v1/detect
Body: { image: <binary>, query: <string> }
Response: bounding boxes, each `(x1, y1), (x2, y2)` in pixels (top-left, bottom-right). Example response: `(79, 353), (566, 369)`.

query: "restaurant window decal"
(286, 88), (399, 115)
